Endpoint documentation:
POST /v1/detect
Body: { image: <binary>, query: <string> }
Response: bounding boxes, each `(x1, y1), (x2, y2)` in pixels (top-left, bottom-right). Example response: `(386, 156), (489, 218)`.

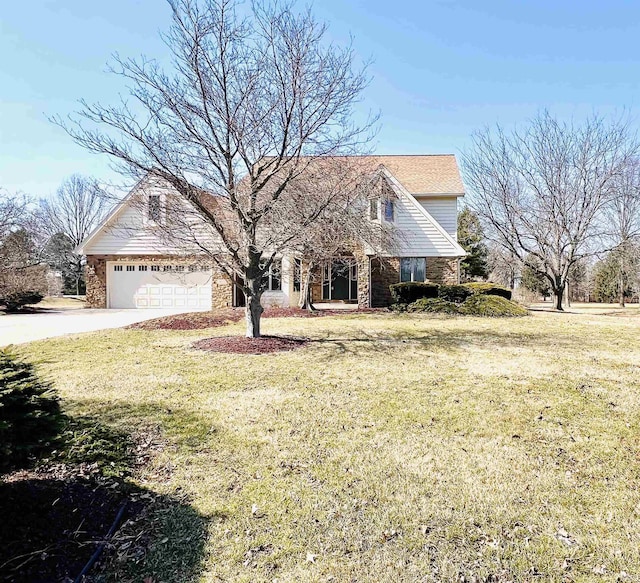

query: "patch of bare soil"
(193, 335), (308, 354)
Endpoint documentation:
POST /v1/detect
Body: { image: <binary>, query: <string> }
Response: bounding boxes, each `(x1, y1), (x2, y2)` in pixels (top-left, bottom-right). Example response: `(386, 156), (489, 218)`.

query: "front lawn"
(13, 310), (640, 582)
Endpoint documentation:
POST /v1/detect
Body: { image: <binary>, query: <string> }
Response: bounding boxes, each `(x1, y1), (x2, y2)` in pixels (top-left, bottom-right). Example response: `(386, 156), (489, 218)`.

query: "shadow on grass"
(0, 477), (208, 583)
(306, 325), (589, 357)
(0, 410), (210, 583)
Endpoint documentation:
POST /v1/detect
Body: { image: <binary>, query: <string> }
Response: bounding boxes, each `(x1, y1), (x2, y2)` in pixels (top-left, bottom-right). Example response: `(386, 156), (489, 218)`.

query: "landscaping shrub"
(459, 295), (528, 317)
(437, 284), (473, 303)
(389, 282), (439, 304)
(0, 349), (63, 471)
(0, 290), (44, 312)
(462, 282), (512, 300)
(407, 298), (460, 314)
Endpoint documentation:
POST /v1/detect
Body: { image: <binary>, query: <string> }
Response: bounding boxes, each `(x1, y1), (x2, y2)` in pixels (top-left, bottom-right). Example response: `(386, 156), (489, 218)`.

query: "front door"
(331, 259), (350, 300)
(322, 258), (358, 301)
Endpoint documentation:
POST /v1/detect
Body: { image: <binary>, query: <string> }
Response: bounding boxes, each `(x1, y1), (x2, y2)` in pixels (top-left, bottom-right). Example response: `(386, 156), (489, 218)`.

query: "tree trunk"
(298, 262), (315, 312)
(245, 293), (263, 338)
(244, 272), (264, 338)
(553, 284), (564, 311)
(619, 254), (626, 307)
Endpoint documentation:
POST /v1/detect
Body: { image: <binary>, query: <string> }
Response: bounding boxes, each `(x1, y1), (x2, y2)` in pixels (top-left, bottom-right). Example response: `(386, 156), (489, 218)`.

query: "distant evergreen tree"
(521, 255), (551, 298)
(458, 207), (489, 281)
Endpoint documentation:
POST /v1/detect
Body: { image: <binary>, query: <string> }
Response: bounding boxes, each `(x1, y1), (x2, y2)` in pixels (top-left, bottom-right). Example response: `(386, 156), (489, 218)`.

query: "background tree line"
(0, 176), (107, 311)
(460, 111), (640, 309)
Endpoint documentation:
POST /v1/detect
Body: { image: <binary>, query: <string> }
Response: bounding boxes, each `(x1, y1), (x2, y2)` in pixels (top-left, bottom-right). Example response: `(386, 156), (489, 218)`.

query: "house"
(77, 155), (466, 309)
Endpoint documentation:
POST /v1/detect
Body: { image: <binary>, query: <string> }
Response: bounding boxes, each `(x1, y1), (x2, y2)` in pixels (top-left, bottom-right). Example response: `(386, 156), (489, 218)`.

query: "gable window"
(261, 259), (282, 291)
(384, 200), (395, 222)
(369, 198), (378, 220)
(400, 258), (426, 282)
(148, 195), (161, 222)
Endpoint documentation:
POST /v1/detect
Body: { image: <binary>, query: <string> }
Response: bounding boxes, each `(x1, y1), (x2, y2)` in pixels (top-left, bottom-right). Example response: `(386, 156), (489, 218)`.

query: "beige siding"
(417, 197), (458, 238)
(84, 187), (222, 256)
(393, 192), (462, 257)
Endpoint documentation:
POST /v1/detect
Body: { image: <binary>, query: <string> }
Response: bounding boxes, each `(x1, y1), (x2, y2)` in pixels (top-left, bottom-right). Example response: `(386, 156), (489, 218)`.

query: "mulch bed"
(128, 306), (384, 331)
(193, 335), (309, 354)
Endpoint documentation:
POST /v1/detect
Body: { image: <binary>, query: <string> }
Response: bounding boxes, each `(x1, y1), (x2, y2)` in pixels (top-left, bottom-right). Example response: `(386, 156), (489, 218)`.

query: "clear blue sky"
(1, 0), (639, 198)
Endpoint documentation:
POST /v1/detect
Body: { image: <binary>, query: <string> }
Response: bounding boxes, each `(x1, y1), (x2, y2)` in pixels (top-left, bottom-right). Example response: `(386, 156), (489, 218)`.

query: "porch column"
(356, 254), (371, 308)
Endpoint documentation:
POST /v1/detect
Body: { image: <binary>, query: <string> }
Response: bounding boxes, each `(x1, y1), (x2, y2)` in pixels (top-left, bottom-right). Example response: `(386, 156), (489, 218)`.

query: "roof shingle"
(366, 155), (464, 195)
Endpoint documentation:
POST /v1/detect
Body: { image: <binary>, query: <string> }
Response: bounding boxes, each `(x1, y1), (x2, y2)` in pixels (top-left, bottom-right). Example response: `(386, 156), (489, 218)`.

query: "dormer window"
(384, 200), (395, 222)
(148, 195), (161, 223)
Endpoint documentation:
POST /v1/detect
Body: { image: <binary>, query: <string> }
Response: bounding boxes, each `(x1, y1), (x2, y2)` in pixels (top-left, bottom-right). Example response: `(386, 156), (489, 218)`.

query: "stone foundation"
(85, 254), (233, 309)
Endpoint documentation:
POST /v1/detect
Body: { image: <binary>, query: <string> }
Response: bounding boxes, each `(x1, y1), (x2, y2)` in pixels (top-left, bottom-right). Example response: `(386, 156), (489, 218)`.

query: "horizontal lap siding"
(85, 197), (221, 255)
(395, 194), (460, 257)
(417, 197), (457, 238)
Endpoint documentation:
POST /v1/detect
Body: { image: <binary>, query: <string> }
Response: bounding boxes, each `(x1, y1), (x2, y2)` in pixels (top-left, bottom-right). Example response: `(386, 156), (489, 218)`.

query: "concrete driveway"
(0, 308), (199, 346)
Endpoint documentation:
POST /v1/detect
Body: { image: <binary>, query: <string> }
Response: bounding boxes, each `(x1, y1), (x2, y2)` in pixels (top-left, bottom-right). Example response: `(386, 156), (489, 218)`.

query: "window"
(293, 258), (302, 292)
(113, 265), (123, 272)
(138, 265), (148, 272)
(384, 200), (395, 222)
(148, 195), (161, 222)
(400, 258), (426, 282)
(151, 265), (160, 272)
(261, 259), (282, 291)
(126, 265), (135, 272)
(369, 198), (378, 220)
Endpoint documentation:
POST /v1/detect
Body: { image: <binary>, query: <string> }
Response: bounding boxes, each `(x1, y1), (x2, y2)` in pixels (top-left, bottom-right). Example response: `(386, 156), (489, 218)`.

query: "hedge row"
(390, 281), (512, 305)
(406, 295), (528, 317)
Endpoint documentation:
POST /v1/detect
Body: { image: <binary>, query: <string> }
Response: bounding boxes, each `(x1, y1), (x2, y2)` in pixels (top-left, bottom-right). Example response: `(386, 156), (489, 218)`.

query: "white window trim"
(262, 259), (282, 292)
(400, 257), (427, 283)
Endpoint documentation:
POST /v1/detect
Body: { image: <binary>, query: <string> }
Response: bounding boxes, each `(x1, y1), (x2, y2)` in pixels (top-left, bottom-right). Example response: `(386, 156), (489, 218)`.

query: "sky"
(1, 0), (640, 198)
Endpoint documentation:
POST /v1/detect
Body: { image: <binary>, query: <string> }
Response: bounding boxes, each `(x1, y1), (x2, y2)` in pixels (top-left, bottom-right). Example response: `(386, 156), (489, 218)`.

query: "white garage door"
(107, 263), (212, 309)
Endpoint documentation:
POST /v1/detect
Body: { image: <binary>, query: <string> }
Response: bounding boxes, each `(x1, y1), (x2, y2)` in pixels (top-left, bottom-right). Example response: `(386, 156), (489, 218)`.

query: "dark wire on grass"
(73, 500), (128, 583)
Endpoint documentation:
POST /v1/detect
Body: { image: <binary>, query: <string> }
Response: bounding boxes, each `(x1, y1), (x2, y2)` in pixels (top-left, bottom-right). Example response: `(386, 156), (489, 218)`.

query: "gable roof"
(378, 167), (466, 257)
(365, 155), (464, 195)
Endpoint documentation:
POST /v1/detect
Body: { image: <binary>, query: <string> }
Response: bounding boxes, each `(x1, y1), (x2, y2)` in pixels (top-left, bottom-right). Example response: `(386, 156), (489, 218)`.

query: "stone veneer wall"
(369, 256), (459, 307)
(85, 254), (233, 309)
(426, 257), (459, 285)
(370, 257), (400, 308)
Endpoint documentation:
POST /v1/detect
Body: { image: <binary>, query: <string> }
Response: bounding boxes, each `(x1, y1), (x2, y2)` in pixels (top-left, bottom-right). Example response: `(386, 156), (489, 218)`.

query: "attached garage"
(107, 262), (212, 309)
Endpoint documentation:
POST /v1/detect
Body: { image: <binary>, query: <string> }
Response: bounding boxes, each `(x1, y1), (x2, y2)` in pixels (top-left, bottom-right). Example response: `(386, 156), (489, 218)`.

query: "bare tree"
(38, 175), (109, 295)
(603, 159), (640, 306)
(0, 190), (28, 238)
(56, 0), (376, 336)
(462, 112), (637, 310)
(286, 169), (398, 311)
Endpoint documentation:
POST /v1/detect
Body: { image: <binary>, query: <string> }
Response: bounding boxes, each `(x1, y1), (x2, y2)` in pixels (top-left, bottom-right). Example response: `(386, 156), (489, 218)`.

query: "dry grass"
(29, 296), (86, 310)
(16, 310), (640, 582)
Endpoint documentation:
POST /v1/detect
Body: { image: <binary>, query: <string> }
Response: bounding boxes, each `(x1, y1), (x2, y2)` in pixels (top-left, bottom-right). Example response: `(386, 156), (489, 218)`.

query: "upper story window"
(148, 195), (162, 223)
(369, 199), (378, 220)
(384, 200), (395, 222)
(261, 259), (282, 291)
(400, 257), (426, 282)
